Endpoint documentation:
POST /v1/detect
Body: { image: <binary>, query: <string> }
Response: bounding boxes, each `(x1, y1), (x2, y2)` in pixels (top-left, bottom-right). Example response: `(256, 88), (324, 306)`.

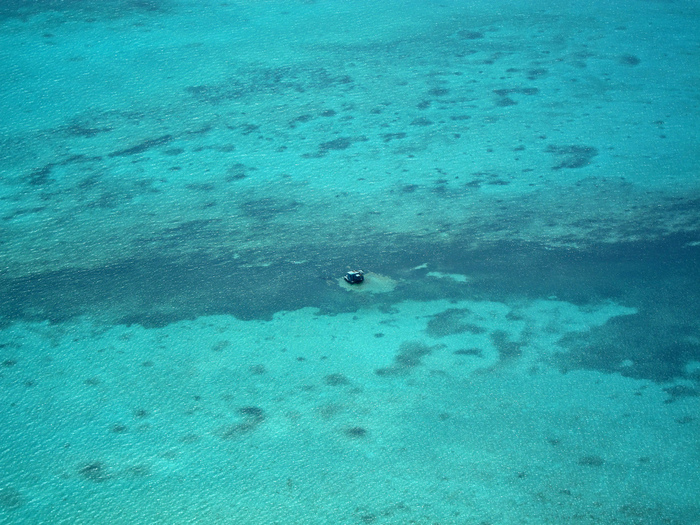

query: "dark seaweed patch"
(162, 219), (222, 239)
(239, 406), (265, 419)
(180, 433), (200, 444)
(220, 407), (265, 439)
(2, 206), (47, 222)
(0, 486), (23, 510)
(491, 330), (522, 361)
(428, 87), (450, 97)
(546, 145), (598, 169)
(25, 164), (55, 186)
(249, 364), (266, 375)
(126, 465), (150, 478)
(108, 135), (173, 157)
(458, 30), (484, 40)
(493, 88), (539, 97)
(65, 123), (113, 137)
(320, 137), (354, 151)
(426, 308), (485, 337)
(663, 385), (699, 401)
(578, 455), (604, 467)
(185, 66), (353, 104)
(454, 348), (482, 356)
(79, 462), (109, 482)
(212, 340), (230, 352)
(495, 97), (517, 107)
(381, 132), (407, 143)
(410, 117), (433, 126)
(344, 426), (367, 438)
(321, 136), (368, 151)
(240, 198), (302, 220)
(555, 297), (700, 384)
(185, 183), (215, 191)
(375, 341), (438, 376)
(324, 373), (350, 386)
(307, 136), (368, 157)
(619, 54), (640, 66)
(289, 114), (314, 128)
(526, 68), (548, 80)
(226, 162), (249, 181)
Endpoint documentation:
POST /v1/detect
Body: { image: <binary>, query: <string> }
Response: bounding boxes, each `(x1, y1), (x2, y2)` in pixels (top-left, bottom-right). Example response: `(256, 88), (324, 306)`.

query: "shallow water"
(1, 0), (699, 523)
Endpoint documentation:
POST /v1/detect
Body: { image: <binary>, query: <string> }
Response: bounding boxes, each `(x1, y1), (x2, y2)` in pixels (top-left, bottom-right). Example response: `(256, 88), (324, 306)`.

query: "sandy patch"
(337, 272), (398, 293)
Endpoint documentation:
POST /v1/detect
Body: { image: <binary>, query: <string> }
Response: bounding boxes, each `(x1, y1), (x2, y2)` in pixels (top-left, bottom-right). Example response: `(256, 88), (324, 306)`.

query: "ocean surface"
(1, 0), (699, 523)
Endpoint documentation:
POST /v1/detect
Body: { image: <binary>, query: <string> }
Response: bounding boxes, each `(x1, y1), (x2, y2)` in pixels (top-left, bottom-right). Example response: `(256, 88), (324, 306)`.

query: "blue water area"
(1, 0), (699, 523)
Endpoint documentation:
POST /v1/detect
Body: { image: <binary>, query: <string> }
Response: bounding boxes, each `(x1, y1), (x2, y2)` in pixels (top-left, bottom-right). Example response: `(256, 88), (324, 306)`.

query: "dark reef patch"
(25, 164), (55, 186)
(108, 135), (173, 158)
(162, 219), (222, 240)
(0, 486), (23, 510)
(305, 136), (368, 157)
(0, 0), (169, 21)
(65, 123), (114, 138)
(493, 88), (539, 97)
(454, 348), (483, 357)
(249, 364), (266, 375)
(320, 137), (355, 151)
(457, 30), (484, 40)
(555, 307), (700, 384)
(344, 426), (367, 438)
(289, 114), (314, 128)
(546, 145), (598, 169)
(491, 330), (523, 361)
(185, 66), (353, 105)
(663, 385), (699, 402)
(239, 198), (302, 220)
(325, 373), (351, 386)
(619, 54), (641, 66)
(381, 132), (407, 143)
(79, 462), (110, 483)
(375, 341), (441, 376)
(526, 68), (548, 80)
(410, 117), (433, 127)
(578, 455), (605, 467)
(226, 162), (251, 181)
(427, 87), (450, 97)
(426, 308), (485, 337)
(495, 97), (517, 107)
(219, 406), (265, 439)
(212, 340), (230, 352)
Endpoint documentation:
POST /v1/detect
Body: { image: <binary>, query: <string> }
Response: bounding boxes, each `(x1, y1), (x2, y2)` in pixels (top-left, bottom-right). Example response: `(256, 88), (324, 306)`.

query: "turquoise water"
(1, 0), (699, 523)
